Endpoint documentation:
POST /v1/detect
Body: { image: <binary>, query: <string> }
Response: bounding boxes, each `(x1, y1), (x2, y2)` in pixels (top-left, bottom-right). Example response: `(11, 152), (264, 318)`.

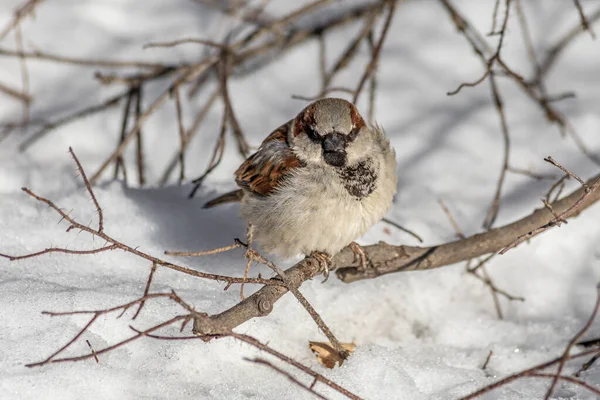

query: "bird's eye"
(305, 126), (321, 142)
(347, 127), (360, 142)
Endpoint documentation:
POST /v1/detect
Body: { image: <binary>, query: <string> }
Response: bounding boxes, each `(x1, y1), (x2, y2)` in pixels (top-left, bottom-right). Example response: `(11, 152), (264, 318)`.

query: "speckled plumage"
(233, 98), (397, 258)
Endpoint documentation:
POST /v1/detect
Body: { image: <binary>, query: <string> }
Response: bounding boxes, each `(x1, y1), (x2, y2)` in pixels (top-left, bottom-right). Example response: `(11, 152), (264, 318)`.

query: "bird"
(204, 98), (397, 279)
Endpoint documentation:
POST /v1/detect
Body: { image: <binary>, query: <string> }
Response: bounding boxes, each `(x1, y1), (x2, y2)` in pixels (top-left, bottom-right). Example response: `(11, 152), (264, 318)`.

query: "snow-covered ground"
(1, 1), (600, 399)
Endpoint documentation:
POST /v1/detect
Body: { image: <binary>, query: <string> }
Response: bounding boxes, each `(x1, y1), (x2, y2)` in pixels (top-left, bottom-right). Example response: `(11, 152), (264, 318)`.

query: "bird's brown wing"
(235, 120), (304, 196)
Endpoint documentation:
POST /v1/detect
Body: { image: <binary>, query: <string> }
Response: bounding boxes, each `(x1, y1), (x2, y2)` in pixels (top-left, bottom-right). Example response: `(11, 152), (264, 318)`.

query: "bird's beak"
(322, 132), (347, 167)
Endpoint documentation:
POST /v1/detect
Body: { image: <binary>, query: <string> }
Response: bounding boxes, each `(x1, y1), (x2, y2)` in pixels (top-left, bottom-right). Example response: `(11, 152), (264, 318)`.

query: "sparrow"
(204, 98), (397, 277)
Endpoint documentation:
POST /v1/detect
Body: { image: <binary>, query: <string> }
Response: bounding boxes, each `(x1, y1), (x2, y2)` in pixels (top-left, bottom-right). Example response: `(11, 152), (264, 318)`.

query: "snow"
(1, 0), (600, 399)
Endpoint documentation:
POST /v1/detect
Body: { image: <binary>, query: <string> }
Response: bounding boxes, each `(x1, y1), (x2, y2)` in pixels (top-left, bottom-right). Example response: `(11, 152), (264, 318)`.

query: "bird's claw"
(349, 241), (370, 271)
(310, 251), (332, 283)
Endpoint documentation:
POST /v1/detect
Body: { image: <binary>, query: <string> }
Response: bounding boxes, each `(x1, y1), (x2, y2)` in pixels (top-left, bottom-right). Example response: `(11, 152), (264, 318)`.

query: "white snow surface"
(1, 1), (600, 399)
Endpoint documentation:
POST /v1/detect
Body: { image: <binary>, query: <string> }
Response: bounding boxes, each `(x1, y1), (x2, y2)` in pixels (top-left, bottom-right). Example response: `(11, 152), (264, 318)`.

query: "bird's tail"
(202, 189), (244, 208)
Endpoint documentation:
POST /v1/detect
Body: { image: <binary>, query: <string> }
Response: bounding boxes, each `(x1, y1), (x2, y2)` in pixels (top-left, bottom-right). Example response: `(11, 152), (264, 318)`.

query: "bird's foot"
(349, 241), (370, 271)
(310, 251), (332, 283)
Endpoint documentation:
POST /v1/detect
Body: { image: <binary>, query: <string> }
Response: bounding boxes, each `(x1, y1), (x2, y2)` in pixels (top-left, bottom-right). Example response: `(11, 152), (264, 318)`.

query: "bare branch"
(0, 0), (43, 42)
(0, 47), (167, 69)
(69, 147), (104, 232)
(5, 151), (280, 287)
(572, 0), (597, 39)
(543, 284), (600, 399)
(245, 358), (330, 400)
(353, 0), (397, 104)
(336, 167), (600, 283)
(460, 283), (600, 399)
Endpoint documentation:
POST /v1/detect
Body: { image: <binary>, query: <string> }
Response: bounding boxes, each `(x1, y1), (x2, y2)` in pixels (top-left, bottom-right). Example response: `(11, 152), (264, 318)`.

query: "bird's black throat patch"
(337, 158), (377, 199)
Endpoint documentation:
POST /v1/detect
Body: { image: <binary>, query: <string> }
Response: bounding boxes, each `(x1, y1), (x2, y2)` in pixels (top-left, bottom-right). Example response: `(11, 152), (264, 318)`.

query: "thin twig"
(132, 262), (158, 320)
(0, 0), (43, 42)
(353, 0), (397, 104)
(572, 0), (597, 39)
(188, 97), (228, 198)
(245, 358), (330, 400)
(14, 24), (30, 131)
(144, 38), (229, 49)
(460, 284), (600, 399)
(20, 91), (126, 151)
(3, 151), (279, 287)
(134, 86), (145, 186)
(165, 242), (242, 257)
(482, 350), (493, 370)
(501, 159), (600, 254)
(438, 199), (465, 239)
(85, 340), (99, 363)
(243, 248), (349, 358)
(114, 89), (135, 181)
(0, 245), (118, 261)
(159, 89), (219, 186)
(0, 80), (31, 103)
(227, 333), (362, 400)
(0, 47), (167, 69)
(482, 71), (511, 230)
(543, 283), (600, 399)
(488, 0), (501, 35)
(173, 86), (187, 184)
(69, 147), (104, 232)
(381, 217), (423, 242)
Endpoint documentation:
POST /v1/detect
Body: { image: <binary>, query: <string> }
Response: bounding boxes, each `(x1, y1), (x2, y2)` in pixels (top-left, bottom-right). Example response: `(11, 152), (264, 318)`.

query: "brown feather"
(234, 121), (304, 196)
(349, 103), (366, 129)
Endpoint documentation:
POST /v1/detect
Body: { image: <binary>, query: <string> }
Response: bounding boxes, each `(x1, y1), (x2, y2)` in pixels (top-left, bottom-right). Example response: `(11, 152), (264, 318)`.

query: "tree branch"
(336, 170), (600, 283)
(198, 169), (600, 332)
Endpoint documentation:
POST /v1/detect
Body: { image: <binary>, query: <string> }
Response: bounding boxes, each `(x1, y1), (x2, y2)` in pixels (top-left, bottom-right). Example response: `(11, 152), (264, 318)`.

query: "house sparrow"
(205, 98), (397, 277)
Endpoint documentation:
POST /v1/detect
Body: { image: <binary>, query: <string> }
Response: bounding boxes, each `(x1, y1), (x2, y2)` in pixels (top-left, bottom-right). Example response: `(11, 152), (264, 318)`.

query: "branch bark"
(195, 171), (600, 334)
(194, 258), (321, 335)
(336, 171), (600, 283)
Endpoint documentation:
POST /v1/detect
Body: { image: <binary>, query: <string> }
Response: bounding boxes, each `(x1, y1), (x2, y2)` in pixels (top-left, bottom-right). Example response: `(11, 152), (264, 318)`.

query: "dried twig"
(85, 340), (99, 363)
(226, 333), (362, 400)
(69, 147), (104, 232)
(438, 199), (522, 319)
(336, 166), (600, 284)
(353, 0), (397, 104)
(158, 89), (219, 186)
(14, 24), (30, 130)
(380, 217), (423, 243)
(20, 91), (127, 151)
(481, 350), (493, 371)
(23, 285), (360, 399)
(543, 283), (600, 399)
(173, 86), (187, 184)
(245, 358), (330, 400)
(507, 165), (557, 181)
(0, 80), (31, 103)
(460, 283), (600, 399)
(114, 89), (135, 182)
(0, 47), (166, 69)
(538, 7), (600, 79)
(25, 292), (188, 367)
(188, 97), (228, 198)
(134, 86), (145, 186)
(441, 0), (514, 230)
(144, 38), (229, 49)
(133, 262), (158, 320)
(190, 164), (600, 333)
(500, 158), (600, 254)
(0, 149), (278, 287)
(0, 0), (43, 42)
(572, 0), (597, 39)
(241, 245), (348, 359)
